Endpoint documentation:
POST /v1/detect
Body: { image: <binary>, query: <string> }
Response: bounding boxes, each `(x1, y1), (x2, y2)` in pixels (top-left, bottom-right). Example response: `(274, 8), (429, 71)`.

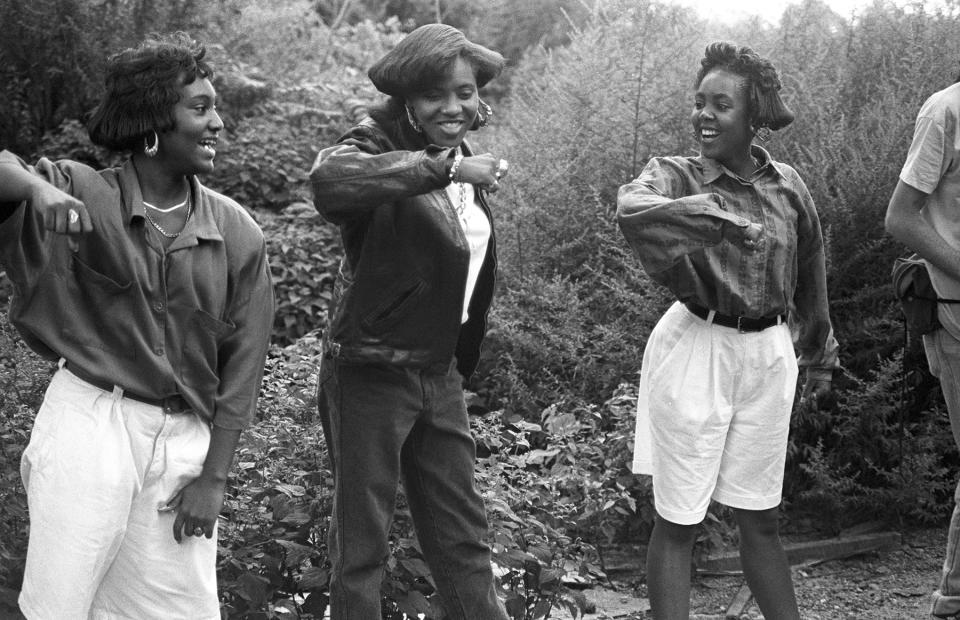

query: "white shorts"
(18, 365), (219, 620)
(632, 302), (799, 525)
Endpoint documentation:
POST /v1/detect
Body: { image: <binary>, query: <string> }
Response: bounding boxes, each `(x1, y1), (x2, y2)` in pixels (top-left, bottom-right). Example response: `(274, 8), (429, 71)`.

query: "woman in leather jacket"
(309, 24), (510, 620)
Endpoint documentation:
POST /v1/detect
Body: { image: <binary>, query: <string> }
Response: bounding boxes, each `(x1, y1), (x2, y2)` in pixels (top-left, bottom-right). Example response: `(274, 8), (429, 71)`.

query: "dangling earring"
(476, 99), (493, 128)
(405, 106), (422, 133)
(144, 130), (159, 157)
(752, 125), (771, 142)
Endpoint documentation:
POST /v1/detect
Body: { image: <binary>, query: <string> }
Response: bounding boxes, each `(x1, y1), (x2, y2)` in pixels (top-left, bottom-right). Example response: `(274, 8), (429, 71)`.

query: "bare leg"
(733, 506), (800, 620)
(646, 514), (698, 620)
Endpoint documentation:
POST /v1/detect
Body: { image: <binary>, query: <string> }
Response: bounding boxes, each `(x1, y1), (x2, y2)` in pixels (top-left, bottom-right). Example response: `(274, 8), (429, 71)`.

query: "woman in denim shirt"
(617, 42), (839, 620)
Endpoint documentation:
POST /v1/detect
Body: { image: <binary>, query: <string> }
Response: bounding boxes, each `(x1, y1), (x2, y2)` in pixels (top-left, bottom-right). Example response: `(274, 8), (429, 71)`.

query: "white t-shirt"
(443, 180), (490, 323)
(899, 81), (960, 339)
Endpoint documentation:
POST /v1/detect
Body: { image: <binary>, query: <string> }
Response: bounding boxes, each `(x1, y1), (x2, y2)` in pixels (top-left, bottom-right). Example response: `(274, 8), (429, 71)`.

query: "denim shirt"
(617, 146), (839, 376)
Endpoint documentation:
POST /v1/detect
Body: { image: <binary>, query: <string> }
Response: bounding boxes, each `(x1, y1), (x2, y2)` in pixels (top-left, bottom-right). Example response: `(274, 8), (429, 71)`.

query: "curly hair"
(87, 32), (213, 151)
(695, 41), (794, 131)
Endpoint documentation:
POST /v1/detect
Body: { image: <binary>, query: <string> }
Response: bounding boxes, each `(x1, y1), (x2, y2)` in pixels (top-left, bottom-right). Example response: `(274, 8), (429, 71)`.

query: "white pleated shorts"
(18, 364), (219, 620)
(632, 302), (799, 525)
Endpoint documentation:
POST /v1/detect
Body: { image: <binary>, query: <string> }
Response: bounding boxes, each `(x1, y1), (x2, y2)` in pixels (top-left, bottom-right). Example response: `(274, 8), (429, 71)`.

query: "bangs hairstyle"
(695, 41), (795, 131)
(87, 32), (213, 151)
(367, 23), (504, 98)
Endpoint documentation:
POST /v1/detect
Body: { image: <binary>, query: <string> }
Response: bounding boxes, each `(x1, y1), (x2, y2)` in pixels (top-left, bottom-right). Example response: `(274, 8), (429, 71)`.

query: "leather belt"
(683, 302), (785, 333)
(64, 362), (191, 413)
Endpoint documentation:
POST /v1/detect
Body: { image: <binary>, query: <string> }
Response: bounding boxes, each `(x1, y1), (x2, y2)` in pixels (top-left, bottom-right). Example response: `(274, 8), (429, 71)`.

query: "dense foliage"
(3, 0), (960, 617)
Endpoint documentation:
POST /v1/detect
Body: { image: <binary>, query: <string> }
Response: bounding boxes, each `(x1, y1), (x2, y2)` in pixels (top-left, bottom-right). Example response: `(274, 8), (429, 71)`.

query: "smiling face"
(406, 56), (479, 147)
(156, 76), (222, 175)
(691, 68), (754, 172)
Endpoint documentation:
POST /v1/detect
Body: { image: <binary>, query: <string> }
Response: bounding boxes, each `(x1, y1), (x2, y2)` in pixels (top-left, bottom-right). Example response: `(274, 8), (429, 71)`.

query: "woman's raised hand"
(31, 182), (93, 251)
(456, 153), (509, 193)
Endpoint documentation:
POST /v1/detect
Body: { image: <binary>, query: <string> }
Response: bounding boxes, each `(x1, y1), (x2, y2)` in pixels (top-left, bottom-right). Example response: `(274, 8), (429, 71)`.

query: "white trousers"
(633, 302), (799, 525)
(18, 365), (219, 620)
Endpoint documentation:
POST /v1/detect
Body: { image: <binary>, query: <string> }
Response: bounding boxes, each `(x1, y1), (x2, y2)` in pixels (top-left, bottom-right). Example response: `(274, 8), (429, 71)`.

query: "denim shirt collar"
(698, 145), (782, 184)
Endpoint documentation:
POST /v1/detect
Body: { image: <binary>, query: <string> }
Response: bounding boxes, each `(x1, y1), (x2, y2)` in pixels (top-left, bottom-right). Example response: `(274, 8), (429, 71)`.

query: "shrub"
(0, 308), (52, 612)
(790, 352), (956, 532)
(259, 207), (341, 346)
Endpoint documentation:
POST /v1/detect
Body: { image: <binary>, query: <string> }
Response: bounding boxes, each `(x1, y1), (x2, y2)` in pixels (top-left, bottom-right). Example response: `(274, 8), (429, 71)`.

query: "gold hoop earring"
(144, 130), (159, 157)
(477, 99), (493, 128)
(753, 126), (771, 142)
(405, 107), (422, 133)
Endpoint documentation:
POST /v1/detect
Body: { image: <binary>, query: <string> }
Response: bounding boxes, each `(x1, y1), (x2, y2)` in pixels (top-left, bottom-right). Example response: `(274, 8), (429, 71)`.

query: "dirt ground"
(0, 527), (946, 619)
(574, 526), (948, 619)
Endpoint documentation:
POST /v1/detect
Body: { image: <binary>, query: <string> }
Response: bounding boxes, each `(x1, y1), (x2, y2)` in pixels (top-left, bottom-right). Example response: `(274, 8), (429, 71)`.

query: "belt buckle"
(161, 396), (186, 414)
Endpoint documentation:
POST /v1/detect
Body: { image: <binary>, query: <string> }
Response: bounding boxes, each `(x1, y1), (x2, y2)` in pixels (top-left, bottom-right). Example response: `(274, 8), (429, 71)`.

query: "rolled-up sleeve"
(211, 235), (275, 430)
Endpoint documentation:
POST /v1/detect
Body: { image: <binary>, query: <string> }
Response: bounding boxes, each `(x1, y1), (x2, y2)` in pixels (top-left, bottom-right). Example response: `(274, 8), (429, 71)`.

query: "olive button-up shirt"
(0, 151), (275, 430)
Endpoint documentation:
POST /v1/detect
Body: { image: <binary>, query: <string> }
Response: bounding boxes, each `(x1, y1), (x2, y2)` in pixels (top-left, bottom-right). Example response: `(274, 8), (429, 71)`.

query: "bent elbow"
(884, 209), (906, 242)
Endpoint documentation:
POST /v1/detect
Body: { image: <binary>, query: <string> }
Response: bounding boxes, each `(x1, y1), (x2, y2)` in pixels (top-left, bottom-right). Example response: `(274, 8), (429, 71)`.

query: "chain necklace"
(456, 181), (467, 217)
(144, 194), (192, 238)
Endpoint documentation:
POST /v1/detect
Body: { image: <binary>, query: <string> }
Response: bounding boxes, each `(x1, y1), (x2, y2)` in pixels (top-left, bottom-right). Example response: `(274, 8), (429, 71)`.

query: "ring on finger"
(68, 209), (79, 225)
(193, 526), (204, 536)
(497, 159), (509, 175)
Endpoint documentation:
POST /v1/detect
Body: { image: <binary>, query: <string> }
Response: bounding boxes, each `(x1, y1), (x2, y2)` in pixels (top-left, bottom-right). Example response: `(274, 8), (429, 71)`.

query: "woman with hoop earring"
(0, 32), (273, 619)
(310, 23), (510, 620)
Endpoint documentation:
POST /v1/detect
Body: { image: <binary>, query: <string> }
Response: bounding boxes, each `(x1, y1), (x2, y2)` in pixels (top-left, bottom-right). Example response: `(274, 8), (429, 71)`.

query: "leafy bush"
(0, 0), (248, 155)
(789, 352), (956, 532)
(259, 206), (341, 345)
(0, 309), (51, 614)
(217, 340), (332, 619)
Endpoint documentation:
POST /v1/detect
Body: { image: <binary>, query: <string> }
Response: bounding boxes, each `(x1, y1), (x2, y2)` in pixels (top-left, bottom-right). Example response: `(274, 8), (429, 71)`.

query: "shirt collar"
(698, 144), (782, 184)
(120, 159), (223, 244)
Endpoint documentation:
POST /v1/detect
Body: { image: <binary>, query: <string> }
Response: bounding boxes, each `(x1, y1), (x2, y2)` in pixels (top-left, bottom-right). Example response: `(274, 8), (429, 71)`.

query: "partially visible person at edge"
(616, 41), (840, 620)
(0, 32), (274, 619)
(308, 23), (511, 620)
(885, 68), (960, 620)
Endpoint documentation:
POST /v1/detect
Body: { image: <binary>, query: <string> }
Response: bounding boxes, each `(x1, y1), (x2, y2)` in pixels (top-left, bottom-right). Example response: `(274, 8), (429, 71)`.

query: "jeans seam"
(410, 385), (467, 619)
(329, 365), (349, 614)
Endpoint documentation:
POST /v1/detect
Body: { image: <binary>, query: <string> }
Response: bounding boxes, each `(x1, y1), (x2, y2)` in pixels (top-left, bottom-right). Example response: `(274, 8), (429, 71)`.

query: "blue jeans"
(317, 356), (507, 620)
(925, 329), (960, 617)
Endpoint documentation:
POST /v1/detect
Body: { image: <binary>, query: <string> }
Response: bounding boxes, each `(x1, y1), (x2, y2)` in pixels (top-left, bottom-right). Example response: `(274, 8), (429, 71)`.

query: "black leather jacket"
(309, 116), (497, 379)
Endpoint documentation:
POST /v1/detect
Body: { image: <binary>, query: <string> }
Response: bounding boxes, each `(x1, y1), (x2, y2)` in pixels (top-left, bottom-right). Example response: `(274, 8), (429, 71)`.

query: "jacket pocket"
(360, 278), (426, 331)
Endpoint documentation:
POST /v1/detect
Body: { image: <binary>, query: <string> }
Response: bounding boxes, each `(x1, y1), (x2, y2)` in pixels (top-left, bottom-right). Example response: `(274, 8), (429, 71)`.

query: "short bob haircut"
(695, 41), (795, 131)
(87, 32), (213, 152)
(367, 24), (504, 99)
